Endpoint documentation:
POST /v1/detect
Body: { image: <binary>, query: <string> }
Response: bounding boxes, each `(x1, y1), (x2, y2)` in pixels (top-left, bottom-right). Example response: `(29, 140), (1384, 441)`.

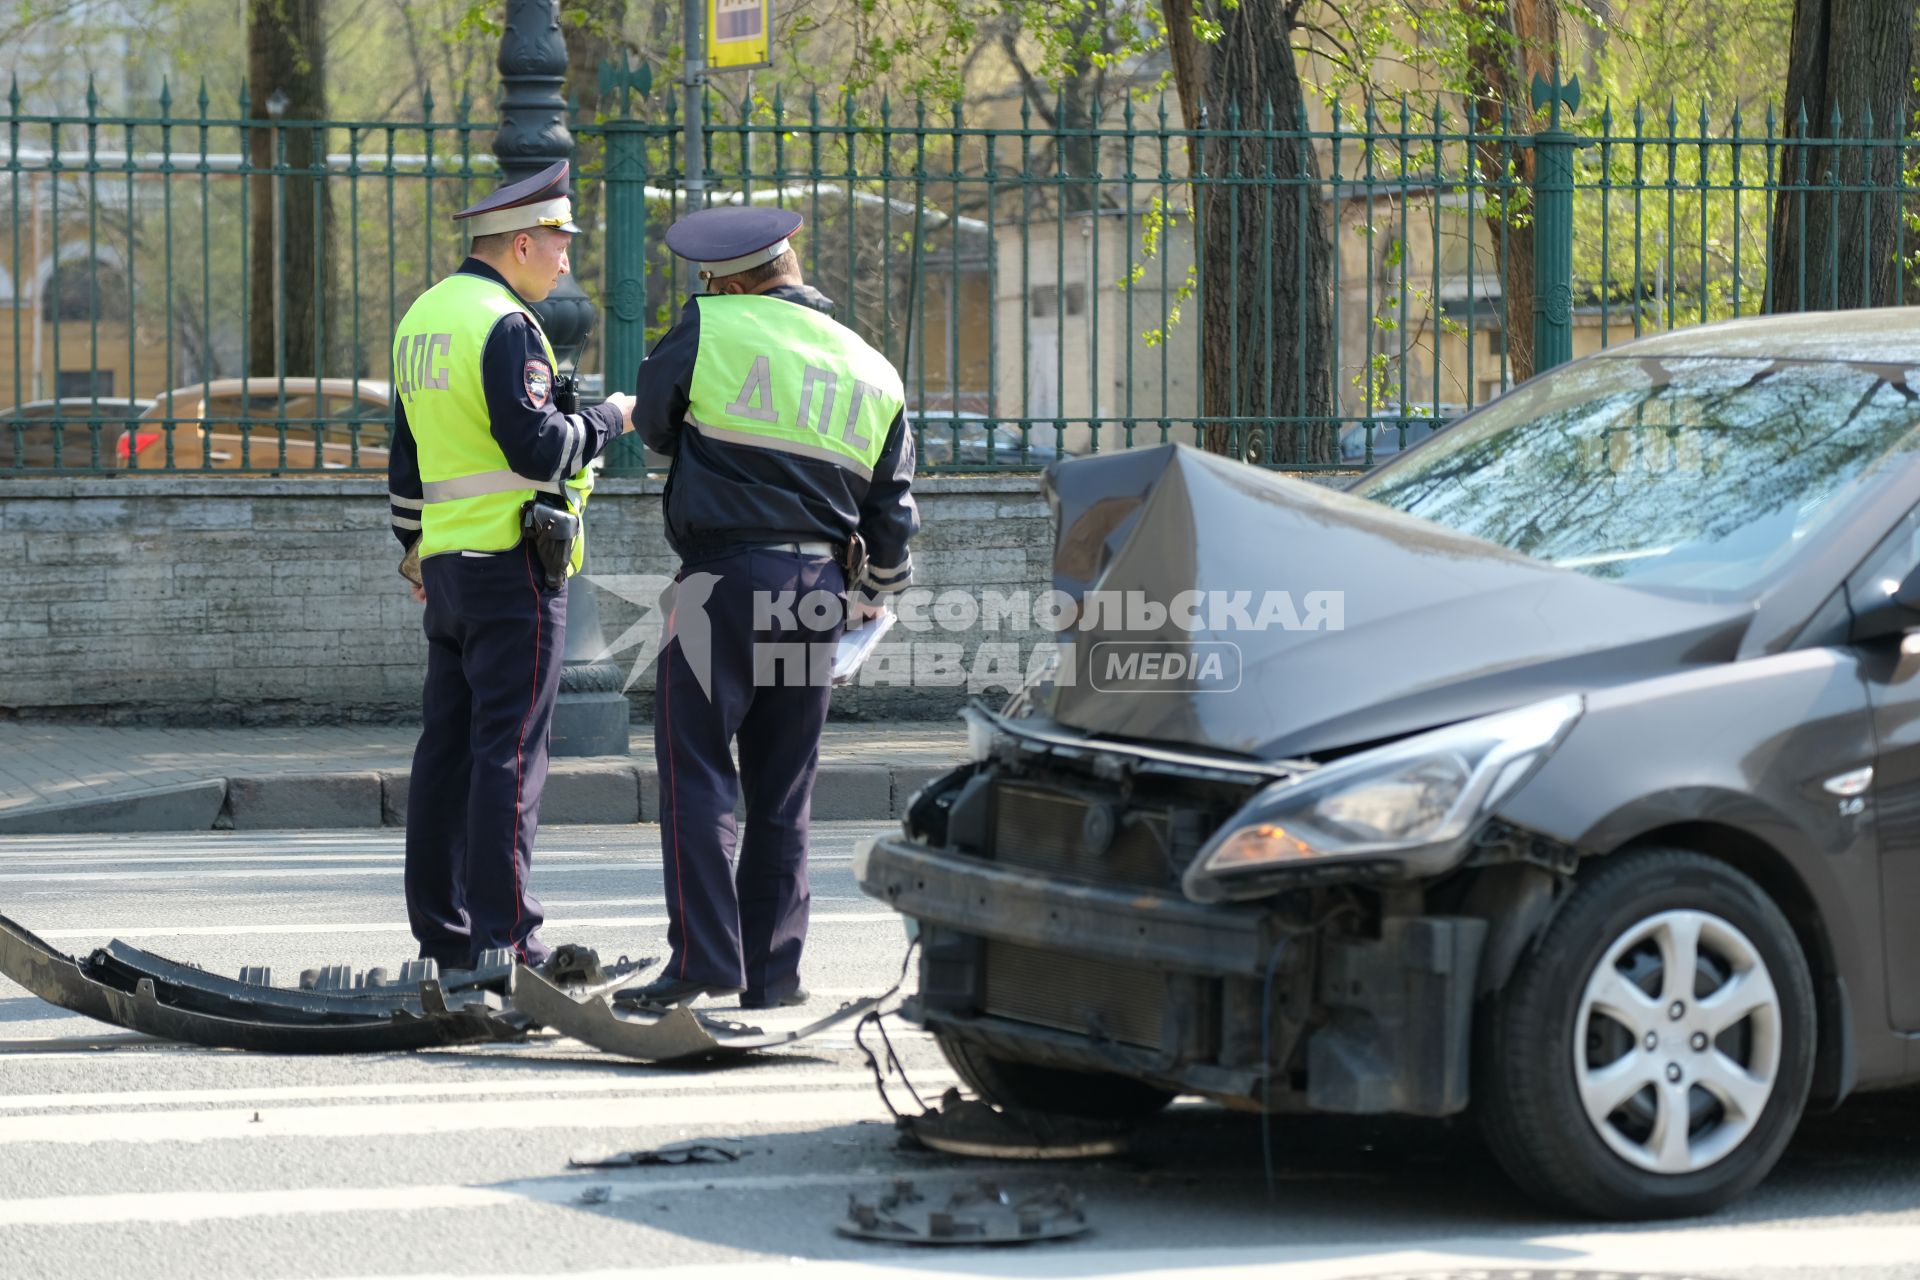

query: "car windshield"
(1350, 354), (1920, 591)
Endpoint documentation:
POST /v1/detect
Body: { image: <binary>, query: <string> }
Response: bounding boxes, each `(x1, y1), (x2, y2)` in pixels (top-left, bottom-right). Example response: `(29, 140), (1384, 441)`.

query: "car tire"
(1476, 846), (1816, 1219)
(935, 1031), (1176, 1120)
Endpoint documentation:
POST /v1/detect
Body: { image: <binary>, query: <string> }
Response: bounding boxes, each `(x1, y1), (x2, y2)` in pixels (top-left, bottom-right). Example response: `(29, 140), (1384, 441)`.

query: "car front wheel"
(935, 1031), (1176, 1120)
(1477, 846), (1816, 1219)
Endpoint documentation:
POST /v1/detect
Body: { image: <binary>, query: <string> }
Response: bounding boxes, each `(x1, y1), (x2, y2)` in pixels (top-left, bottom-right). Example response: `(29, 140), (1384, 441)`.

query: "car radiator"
(990, 782), (1176, 890)
(977, 783), (1178, 1049)
(982, 939), (1167, 1050)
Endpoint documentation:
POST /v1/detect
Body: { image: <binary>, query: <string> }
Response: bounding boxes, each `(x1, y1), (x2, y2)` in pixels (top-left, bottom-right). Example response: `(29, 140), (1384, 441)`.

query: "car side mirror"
(1852, 563), (1920, 641)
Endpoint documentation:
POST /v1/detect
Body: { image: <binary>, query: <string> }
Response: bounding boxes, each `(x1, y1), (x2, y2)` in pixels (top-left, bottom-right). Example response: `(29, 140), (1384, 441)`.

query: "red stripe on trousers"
(509, 550), (542, 958)
(663, 606), (687, 978)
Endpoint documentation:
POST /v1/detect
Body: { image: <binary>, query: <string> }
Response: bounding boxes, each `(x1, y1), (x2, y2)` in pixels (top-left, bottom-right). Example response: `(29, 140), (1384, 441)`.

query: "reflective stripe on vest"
(686, 294), (904, 478)
(394, 272), (592, 567)
(420, 470), (564, 503)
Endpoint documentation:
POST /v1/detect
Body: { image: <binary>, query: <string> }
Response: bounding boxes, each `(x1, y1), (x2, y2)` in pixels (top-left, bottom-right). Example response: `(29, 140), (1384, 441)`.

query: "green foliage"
(1565, 0), (1795, 332)
(450, 5), (502, 41)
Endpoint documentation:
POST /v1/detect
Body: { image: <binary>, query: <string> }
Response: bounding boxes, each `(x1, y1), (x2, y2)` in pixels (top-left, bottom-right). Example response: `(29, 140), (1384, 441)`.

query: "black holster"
(840, 532), (869, 595)
(521, 497), (580, 591)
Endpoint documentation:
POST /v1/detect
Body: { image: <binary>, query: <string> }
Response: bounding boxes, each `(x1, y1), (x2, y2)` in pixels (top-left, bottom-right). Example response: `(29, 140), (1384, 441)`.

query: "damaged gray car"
(858, 309), (1920, 1219)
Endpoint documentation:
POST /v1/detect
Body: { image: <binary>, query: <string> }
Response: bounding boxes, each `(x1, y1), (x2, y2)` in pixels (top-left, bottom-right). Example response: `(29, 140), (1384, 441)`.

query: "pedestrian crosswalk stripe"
(313, 1226), (1920, 1280)
(0, 856), (857, 873)
(0, 1164), (1018, 1228)
(34, 911), (897, 940)
(0, 1087), (899, 1145)
(0, 1066), (944, 1112)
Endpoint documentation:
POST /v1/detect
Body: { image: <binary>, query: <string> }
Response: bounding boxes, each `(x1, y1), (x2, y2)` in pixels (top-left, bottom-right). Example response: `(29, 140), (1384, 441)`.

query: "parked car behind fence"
(912, 411), (1064, 470)
(1, 397), (156, 471)
(121, 378), (392, 473)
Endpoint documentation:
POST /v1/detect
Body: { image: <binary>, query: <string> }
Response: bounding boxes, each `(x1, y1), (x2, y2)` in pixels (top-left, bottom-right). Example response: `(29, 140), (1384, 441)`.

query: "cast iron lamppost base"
(499, 0), (629, 757)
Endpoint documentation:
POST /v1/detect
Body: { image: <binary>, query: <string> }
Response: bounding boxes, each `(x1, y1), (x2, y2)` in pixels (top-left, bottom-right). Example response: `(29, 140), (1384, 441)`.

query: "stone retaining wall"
(0, 473), (1057, 724)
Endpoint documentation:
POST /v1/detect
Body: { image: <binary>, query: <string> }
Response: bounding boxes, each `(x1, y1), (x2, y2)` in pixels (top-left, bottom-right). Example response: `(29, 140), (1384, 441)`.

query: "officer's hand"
(410, 583), (428, 605)
(604, 392), (637, 432)
(847, 592), (889, 625)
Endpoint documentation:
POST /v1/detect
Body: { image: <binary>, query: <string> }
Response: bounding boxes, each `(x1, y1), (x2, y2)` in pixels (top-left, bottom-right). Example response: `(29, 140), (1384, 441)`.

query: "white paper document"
(831, 612), (897, 686)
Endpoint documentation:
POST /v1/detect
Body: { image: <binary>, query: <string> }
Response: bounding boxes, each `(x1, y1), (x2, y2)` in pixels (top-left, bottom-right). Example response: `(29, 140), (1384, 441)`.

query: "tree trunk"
(247, 0), (330, 378)
(1163, 0), (1336, 463)
(1767, 0), (1912, 312)
(1002, 25), (1105, 213)
(1461, 0), (1560, 387)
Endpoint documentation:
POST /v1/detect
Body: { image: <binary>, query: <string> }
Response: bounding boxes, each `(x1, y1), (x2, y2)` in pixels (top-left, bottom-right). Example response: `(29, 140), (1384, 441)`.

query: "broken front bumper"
(1, 907), (889, 1065)
(857, 835), (1487, 1116)
(510, 967), (888, 1063)
(0, 911), (632, 1053)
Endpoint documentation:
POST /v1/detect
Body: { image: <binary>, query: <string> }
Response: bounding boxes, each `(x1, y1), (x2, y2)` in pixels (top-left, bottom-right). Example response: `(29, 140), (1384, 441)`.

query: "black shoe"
(740, 987), (809, 1010)
(615, 975), (745, 1010)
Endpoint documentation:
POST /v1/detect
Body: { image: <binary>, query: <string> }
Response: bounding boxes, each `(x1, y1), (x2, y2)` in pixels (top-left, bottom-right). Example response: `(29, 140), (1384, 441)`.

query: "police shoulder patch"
(525, 359), (553, 407)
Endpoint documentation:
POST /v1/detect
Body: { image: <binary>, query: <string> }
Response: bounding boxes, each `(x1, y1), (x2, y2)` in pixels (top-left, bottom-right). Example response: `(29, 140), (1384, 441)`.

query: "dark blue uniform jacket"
(632, 284), (919, 593)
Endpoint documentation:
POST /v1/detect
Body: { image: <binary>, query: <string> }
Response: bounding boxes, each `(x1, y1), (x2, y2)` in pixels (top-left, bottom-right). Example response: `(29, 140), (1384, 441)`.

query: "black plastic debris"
(838, 1178), (1089, 1245)
(0, 908), (650, 1054)
(570, 1141), (743, 1169)
(902, 1088), (1136, 1160)
(510, 964), (886, 1063)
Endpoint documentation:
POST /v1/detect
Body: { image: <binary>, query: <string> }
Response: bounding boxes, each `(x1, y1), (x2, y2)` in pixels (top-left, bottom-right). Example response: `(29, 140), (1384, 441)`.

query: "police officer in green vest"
(386, 160), (636, 972)
(620, 206), (918, 1010)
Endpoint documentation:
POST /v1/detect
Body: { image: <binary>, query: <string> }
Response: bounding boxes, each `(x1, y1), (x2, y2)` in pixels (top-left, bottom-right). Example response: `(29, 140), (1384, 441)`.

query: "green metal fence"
(4, 72), (1916, 475)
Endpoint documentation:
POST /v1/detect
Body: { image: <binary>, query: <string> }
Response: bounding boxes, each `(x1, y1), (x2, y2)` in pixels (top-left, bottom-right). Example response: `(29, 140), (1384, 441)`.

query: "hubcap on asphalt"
(1573, 907), (1781, 1175)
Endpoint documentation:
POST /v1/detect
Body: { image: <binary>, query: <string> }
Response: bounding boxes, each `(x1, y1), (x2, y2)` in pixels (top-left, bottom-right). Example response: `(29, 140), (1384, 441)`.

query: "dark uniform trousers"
(406, 541), (565, 969)
(656, 548), (846, 1002)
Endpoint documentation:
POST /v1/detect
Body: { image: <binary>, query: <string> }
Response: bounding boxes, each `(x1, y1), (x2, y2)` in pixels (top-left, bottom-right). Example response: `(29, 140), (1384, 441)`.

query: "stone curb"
(0, 779), (227, 835)
(226, 772), (384, 830)
(0, 759), (962, 834)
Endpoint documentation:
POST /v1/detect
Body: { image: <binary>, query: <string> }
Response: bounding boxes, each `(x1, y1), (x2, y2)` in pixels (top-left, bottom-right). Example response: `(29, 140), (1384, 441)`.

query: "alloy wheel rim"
(1572, 907), (1782, 1175)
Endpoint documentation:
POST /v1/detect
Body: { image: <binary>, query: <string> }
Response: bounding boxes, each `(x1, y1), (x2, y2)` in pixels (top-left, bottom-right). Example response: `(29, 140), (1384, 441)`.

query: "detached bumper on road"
(1, 909), (529, 1052)
(510, 967), (889, 1063)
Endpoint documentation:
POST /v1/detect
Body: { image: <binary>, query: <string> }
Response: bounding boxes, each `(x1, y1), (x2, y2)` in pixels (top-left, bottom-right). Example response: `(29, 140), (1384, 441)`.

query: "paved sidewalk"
(0, 720), (967, 834)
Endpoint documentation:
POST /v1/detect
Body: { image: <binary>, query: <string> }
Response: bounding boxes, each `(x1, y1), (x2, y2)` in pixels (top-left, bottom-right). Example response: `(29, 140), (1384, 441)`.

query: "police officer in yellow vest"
(620, 206), (918, 1010)
(387, 160), (636, 971)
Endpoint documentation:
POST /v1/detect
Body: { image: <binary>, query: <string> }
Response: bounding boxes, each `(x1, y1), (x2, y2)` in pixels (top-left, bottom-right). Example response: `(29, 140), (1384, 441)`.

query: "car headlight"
(1183, 694), (1582, 902)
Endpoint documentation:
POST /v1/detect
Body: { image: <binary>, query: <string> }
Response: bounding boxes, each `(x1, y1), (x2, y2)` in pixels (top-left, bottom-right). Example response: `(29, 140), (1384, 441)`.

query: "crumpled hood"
(1040, 445), (1753, 760)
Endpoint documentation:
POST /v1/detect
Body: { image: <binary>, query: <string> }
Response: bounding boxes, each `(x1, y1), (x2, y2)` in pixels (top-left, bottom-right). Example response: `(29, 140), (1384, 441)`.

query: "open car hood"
(1040, 445), (1751, 760)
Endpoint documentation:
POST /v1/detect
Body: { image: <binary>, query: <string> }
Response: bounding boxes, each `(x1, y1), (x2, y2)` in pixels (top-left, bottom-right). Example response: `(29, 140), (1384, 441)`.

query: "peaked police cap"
(664, 205), (804, 279)
(452, 160), (582, 238)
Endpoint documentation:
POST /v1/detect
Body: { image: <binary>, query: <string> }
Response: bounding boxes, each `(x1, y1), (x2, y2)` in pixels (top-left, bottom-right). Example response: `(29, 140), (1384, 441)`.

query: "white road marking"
(0, 868), (416, 882)
(0, 1164), (1017, 1228)
(0, 1066), (945, 1112)
(323, 1225), (1920, 1280)
(0, 1087), (894, 1145)
(0, 861), (875, 897)
(0, 855), (856, 871)
(34, 911), (895, 940)
(0, 853), (417, 865)
(0, 1032), (901, 1059)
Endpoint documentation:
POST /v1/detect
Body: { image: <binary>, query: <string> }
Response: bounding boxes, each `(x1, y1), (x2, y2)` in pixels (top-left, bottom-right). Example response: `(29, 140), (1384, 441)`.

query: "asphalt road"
(1, 824), (1918, 1280)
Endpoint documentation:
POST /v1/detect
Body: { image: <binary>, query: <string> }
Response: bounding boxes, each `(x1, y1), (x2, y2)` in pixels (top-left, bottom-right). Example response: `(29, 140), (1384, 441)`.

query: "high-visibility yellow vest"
(685, 294), (903, 479)
(393, 272), (594, 571)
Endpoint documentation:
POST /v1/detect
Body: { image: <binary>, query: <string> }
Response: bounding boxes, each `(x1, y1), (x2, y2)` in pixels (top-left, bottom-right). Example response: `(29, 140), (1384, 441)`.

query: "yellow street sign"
(708, 0), (772, 71)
